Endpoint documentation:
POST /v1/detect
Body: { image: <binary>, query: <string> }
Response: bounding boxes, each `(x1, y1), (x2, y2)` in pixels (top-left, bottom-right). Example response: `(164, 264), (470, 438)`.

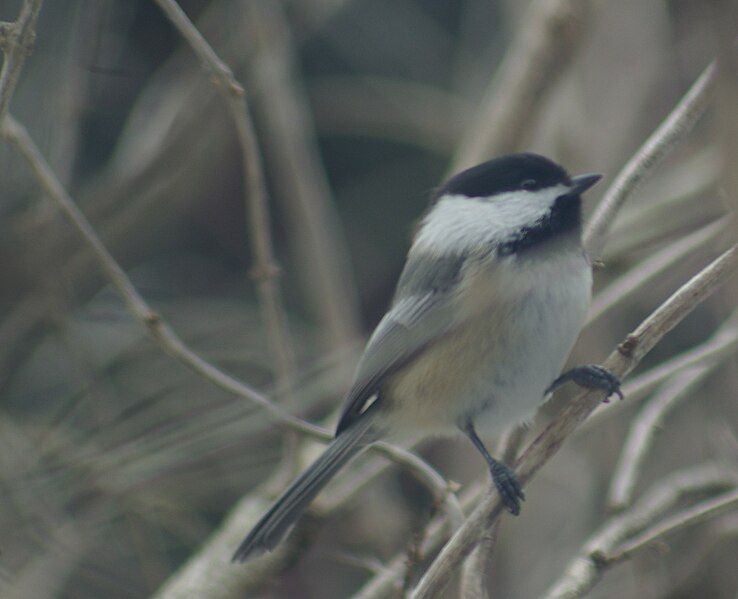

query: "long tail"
(232, 416), (377, 562)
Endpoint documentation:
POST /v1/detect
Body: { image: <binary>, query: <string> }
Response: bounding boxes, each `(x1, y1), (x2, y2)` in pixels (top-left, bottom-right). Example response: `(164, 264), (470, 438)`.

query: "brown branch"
(351, 482), (487, 599)
(1, 115), (313, 435)
(587, 217), (729, 323)
(604, 488), (738, 565)
(410, 243), (738, 598)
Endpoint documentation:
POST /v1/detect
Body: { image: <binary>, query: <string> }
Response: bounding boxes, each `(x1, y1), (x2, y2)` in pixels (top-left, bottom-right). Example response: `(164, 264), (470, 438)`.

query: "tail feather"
(232, 417), (376, 562)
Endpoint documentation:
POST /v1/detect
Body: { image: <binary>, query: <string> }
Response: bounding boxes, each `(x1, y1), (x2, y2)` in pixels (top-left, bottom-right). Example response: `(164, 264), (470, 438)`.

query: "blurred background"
(0, 0), (737, 597)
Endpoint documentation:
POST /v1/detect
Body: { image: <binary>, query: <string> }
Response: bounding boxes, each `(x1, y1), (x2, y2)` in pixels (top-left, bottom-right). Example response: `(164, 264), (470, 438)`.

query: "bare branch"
(410, 243), (738, 598)
(588, 217), (729, 323)
(584, 62), (716, 257)
(452, 0), (594, 170)
(0, 0), (44, 123)
(1, 116), (313, 433)
(351, 483), (487, 599)
(604, 488), (738, 565)
(0, 21), (13, 52)
(153, 0), (296, 385)
(244, 0), (362, 350)
(607, 367), (723, 511)
(542, 465), (738, 599)
(582, 314), (738, 431)
(2, 114), (464, 504)
(151, 490), (310, 599)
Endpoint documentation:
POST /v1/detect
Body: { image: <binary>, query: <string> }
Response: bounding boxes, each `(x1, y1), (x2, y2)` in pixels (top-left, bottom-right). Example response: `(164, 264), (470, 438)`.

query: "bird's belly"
(384, 253), (591, 438)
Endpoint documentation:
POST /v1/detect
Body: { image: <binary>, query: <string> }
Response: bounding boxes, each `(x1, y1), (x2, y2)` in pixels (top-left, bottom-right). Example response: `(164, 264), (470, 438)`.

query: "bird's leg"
(545, 364), (623, 403)
(462, 421), (525, 515)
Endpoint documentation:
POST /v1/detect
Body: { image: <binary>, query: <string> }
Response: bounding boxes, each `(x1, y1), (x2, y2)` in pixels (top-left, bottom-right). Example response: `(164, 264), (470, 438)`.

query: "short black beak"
(570, 173), (602, 194)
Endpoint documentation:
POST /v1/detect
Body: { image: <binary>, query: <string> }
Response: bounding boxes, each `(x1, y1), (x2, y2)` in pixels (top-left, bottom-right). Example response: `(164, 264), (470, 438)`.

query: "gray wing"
(335, 252), (467, 435)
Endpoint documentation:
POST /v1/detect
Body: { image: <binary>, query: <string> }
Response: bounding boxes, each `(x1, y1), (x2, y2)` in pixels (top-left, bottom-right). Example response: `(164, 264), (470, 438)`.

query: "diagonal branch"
(1, 108), (465, 598)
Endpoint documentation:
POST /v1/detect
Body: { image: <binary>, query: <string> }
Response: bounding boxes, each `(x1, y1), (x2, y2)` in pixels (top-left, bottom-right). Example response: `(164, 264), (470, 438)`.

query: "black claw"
(490, 461), (525, 515)
(547, 364), (623, 403)
(575, 365), (623, 402)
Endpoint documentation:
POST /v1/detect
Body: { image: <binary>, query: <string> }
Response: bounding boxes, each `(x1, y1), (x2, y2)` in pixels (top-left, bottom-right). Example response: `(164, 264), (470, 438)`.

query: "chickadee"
(233, 153), (621, 562)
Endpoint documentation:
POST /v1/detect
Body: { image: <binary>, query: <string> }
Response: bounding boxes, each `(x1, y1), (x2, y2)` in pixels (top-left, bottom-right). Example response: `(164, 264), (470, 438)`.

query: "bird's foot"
(546, 364), (623, 403)
(490, 460), (525, 515)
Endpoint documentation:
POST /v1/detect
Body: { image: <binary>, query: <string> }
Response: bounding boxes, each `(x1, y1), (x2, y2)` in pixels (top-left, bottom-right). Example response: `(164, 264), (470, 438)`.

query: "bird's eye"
(521, 179), (537, 190)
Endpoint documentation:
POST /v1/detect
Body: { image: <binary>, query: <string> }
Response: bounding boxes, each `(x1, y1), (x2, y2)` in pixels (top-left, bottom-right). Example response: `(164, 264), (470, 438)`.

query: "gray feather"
(335, 252), (468, 434)
(232, 413), (378, 562)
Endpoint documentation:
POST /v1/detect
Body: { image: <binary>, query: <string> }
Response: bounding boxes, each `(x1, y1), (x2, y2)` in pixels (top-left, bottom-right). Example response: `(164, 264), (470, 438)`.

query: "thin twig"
(606, 367), (724, 511)
(153, 0), (296, 386)
(604, 488), (738, 565)
(374, 442), (464, 530)
(452, 0), (594, 170)
(0, 115), (314, 434)
(587, 217), (729, 323)
(351, 482), (487, 599)
(245, 0), (362, 351)
(0, 0), (44, 123)
(584, 62), (716, 257)
(542, 465), (738, 599)
(410, 243), (738, 598)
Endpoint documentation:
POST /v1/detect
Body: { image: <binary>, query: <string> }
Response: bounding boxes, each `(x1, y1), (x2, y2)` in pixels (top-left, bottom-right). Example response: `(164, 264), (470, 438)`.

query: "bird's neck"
(497, 195), (581, 257)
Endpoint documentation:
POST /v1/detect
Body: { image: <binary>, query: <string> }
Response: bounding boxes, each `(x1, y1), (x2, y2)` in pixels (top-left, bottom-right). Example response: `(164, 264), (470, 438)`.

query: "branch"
(452, 0), (594, 170)
(584, 62), (716, 257)
(351, 482), (487, 599)
(587, 217), (729, 323)
(244, 0), (362, 350)
(606, 367), (724, 511)
(604, 488), (738, 565)
(410, 243), (738, 598)
(0, 0), (43, 123)
(153, 0), (296, 386)
(582, 314), (738, 431)
(542, 465), (738, 599)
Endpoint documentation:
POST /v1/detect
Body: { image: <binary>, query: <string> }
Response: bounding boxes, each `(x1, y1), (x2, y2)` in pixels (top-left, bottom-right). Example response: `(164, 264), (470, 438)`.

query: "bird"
(232, 152), (621, 563)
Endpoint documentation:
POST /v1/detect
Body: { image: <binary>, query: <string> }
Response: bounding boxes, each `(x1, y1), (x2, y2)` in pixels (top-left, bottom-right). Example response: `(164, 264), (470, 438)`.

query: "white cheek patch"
(413, 186), (569, 256)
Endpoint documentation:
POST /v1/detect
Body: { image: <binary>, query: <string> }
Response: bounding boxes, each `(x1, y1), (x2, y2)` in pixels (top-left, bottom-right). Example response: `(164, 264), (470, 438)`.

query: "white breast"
(470, 247), (592, 437)
(384, 242), (591, 439)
